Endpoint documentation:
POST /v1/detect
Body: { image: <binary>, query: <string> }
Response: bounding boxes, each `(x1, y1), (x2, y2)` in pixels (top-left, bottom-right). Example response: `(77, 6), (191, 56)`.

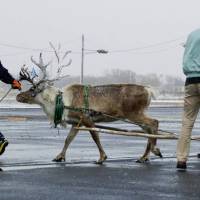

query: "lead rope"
(64, 105), (176, 135)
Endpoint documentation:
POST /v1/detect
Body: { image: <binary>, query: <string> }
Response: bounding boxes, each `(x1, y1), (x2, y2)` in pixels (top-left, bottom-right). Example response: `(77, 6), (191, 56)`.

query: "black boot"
(0, 140), (8, 155)
(0, 132), (8, 155)
(176, 161), (187, 170)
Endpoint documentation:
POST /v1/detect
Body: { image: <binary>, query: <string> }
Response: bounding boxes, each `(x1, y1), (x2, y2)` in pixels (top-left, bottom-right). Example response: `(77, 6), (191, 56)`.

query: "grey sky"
(0, 0), (200, 79)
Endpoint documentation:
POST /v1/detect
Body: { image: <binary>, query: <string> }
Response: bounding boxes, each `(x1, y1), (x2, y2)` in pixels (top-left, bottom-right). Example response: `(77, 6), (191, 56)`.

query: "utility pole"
(80, 34), (108, 84)
(80, 34), (84, 84)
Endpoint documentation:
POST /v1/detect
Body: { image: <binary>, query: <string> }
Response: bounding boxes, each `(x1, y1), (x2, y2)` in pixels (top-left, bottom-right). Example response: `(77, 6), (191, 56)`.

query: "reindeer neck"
(36, 86), (60, 122)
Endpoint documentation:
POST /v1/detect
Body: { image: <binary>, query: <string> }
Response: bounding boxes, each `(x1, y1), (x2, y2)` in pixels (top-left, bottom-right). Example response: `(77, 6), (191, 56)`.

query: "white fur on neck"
(34, 85), (73, 126)
(35, 86), (59, 123)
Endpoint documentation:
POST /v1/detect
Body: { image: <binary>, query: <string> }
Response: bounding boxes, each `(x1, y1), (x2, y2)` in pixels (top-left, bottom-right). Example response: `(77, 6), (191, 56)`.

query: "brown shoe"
(176, 161), (187, 170)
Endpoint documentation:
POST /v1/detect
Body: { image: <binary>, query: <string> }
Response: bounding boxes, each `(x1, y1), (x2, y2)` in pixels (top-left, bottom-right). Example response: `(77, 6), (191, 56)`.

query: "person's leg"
(177, 86), (200, 168)
(0, 132), (8, 156)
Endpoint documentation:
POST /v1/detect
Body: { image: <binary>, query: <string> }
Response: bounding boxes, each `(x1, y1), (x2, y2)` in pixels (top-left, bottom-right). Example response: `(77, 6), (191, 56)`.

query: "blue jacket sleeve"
(0, 61), (14, 84)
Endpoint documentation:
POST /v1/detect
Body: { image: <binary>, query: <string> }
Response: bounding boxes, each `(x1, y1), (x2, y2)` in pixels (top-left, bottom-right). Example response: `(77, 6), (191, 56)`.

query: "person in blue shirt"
(0, 61), (21, 156)
(177, 29), (200, 170)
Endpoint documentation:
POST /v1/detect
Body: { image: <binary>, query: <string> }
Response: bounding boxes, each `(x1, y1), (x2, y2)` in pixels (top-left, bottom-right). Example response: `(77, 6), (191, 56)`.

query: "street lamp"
(96, 49), (109, 54)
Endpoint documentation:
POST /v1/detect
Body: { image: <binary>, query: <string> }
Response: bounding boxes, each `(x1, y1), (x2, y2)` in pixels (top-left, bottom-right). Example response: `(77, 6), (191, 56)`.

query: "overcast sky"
(0, 0), (200, 79)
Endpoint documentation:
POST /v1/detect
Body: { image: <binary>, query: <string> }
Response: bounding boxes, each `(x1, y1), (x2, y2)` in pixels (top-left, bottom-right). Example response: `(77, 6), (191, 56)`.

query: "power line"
(0, 52), (31, 57)
(0, 42), (82, 56)
(0, 36), (185, 57)
(84, 43), (182, 56)
(0, 42), (44, 51)
(122, 45), (181, 55)
(104, 37), (185, 53)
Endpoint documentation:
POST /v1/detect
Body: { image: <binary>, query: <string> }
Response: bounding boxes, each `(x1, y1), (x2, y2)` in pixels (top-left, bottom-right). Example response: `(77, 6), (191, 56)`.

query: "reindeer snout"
(16, 91), (36, 104)
(16, 93), (28, 103)
(16, 93), (23, 102)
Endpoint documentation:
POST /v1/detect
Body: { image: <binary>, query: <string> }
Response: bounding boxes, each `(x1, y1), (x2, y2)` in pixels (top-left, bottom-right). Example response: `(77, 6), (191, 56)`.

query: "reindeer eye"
(30, 87), (35, 91)
(31, 92), (37, 97)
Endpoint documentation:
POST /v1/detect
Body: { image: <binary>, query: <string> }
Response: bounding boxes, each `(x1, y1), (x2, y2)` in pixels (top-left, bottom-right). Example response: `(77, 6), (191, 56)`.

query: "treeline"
(56, 69), (184, 99)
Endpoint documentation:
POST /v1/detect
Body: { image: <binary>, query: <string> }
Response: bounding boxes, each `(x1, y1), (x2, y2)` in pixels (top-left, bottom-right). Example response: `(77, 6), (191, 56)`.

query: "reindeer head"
(16, 43), (72, 105)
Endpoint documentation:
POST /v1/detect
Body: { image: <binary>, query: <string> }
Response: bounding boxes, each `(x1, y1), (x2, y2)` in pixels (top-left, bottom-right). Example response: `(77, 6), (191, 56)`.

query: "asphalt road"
(0, 106), (200, 200)
(1, 160), (200, 200)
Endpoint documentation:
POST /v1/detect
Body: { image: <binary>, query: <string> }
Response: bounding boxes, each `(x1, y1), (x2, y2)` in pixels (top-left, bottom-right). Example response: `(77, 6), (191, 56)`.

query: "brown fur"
(65, 84), (150, 120)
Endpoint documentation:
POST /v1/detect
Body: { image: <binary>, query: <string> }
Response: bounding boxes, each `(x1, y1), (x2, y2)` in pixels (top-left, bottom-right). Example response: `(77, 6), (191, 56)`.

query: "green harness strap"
(54, 85), (90, 127)
(83, 85), (90, 113)
(54, 92), (64, 128)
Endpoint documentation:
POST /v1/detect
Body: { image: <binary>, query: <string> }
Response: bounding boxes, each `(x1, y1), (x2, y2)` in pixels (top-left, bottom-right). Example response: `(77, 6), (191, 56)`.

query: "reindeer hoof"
(136, 157), (149, 163)
(52, 157), (65, 162)
(158, 152), (163, 158)
(153, 147), (163, 158)
(95, 160), (104, 165)
(95, 155), (107, 165)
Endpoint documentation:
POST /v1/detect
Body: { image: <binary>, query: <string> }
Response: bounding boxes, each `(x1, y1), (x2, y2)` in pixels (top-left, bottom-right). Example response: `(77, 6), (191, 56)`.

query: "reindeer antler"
(49, 42), (72, 80)
(19, 65), (36, 86)
(31, 53), (52, 80)
(20, 43), (72, 87)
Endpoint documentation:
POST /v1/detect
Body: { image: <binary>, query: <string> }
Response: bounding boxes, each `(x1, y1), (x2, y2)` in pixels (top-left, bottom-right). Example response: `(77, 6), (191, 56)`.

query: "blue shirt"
(183, 29), (200, 78)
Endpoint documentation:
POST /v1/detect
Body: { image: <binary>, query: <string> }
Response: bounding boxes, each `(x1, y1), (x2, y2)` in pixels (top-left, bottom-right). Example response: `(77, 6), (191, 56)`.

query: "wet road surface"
(0, 105), (200, 200)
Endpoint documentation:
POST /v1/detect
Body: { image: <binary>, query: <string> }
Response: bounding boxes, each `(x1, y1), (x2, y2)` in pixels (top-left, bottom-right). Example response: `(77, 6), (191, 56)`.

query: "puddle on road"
(0, 116), (28, 121)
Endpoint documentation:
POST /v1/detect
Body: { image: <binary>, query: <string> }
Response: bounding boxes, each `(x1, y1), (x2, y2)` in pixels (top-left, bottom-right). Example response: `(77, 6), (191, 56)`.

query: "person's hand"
(12, 80), (21, 90)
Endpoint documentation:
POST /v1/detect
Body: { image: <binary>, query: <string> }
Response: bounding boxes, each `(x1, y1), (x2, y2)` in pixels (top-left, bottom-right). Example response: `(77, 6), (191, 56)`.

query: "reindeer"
(16, 45), (162, 164)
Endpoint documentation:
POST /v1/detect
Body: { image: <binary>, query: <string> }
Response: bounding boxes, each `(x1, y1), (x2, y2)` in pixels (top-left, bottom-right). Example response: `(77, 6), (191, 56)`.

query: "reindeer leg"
(82, 118), (107, 165)
(136, 139), (151, 163)
(89, 130), (107, 164)
(141, 118), (162, 159)
(136, 138), (162, 163)
(150, 136), (162, 158)
(128, 114), (162, 163)
(146, 119), (163, 158)
(53, 125), (78, 162)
